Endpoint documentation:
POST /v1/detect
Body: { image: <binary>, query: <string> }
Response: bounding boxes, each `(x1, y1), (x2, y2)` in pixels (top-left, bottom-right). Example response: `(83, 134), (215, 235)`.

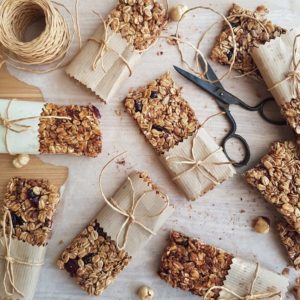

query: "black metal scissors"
(174, 57), (286, 168)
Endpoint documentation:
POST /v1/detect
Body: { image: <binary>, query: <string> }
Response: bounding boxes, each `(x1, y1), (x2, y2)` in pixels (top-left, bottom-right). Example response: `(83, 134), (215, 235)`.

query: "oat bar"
(2, 177), (60, 246)
(277, 220), (300, 270)
(57, 171), (173, 296)
(124, 72), (200, 154)
(158, 231), (233, 299)
(245, 141), (300, 232)
(210, 4), (286, 75)
(0, 99), (102, 157)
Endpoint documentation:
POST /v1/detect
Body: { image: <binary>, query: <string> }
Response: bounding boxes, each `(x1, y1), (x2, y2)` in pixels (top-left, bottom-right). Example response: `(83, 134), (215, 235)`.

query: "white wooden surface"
(7, 0), (300, 299)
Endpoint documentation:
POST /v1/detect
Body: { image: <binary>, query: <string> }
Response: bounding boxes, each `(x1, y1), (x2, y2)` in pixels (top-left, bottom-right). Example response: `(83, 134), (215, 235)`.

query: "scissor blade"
(173, 66), (230, 110)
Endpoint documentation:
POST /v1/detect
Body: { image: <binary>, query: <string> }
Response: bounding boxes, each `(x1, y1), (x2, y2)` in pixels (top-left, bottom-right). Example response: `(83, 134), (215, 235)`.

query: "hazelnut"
(169, 4), (188, 22)
(138, 286), (154, 300)
(253, 216), (270, 234)
(12, 154), (30, 169)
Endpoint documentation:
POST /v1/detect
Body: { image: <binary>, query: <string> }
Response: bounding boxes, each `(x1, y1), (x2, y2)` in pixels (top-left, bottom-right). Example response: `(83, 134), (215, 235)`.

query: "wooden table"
(1, 0), (299, 299)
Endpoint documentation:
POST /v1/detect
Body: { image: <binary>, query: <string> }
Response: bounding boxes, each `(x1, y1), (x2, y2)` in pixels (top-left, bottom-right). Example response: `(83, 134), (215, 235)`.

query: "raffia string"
(165, 112), (234, 184)
(268, 34), (300, 100)
(0, 100), (71, 154)
(0, 208), (44, 297)
(0, 0), (76, 73)
(88, 12), (133, 75)
(203, 264), (282, 300)
(99, 152), (170, 250)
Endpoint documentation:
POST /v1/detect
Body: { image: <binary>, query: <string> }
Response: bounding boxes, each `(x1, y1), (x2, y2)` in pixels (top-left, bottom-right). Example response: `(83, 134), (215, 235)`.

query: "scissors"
(174, 57), (286, 168)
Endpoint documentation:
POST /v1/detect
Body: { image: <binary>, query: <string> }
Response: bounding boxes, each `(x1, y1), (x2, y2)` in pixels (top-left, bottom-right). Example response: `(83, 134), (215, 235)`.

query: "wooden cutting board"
(0, 66), (68, 195)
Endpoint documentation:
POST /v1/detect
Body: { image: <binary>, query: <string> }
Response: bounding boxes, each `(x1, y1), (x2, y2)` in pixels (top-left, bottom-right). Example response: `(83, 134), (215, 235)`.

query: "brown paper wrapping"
(160, 128), (236, 201)
(219, 257), (289, 300)
(97, 172), (174, 257)
(66, 24), (141, 102)
(252, 26), (300, 106)
(0, 238), (46, 300)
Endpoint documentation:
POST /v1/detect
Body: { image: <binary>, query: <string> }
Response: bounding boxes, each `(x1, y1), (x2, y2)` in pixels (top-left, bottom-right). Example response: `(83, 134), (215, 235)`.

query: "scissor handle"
(222, 133), (251, 168)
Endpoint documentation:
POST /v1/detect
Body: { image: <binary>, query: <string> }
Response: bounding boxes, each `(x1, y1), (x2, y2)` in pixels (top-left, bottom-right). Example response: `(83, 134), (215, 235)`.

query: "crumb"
(116, 159), (126, 166)
(296, 277), (300, 286)
(240, 209), (245, 213)
(58, 240), (64, 245)
(281, 268), (289, 277)
(115, 109), (122, 116)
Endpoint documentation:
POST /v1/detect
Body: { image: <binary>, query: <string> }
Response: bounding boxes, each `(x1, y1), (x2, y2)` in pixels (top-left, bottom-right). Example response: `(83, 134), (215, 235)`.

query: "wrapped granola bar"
(0, 99), (102, 156)
(211, 4), (286, 75)
(252, 27), (300, 133)
(159, 231), (289, 299)
(57, 171), (174, 296)
(245, 141), (300, 232)
(0, 177), (61, 300)
(124, 72), (235, 200)
(66, 0), (168, 102)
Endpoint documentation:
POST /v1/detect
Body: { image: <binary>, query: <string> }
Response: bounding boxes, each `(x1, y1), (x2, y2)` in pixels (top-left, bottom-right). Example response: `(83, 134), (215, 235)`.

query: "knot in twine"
(165, 112), (233, 184)
(269, 34), (300, 99)
(88, 12), (132, 75)
(0, 100), (71, 154)
(204, 264), (282, 300)
(0, 207), (44, 297)
(99, 152), (170, 250)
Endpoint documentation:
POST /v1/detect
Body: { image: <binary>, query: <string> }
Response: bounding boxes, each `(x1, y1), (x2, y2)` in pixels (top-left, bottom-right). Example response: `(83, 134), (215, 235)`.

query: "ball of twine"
(0, 0), (74, 73)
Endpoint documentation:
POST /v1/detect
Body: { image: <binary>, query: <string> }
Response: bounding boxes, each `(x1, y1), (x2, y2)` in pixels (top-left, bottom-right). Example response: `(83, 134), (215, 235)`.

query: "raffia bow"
(204, 264), (282, 300)
(89, 12), (133, 75)
(269, 34), (300, 100)
(0, 100), (71, 154)
(99, 153), (170, 250)
(0, 208), (44, 297)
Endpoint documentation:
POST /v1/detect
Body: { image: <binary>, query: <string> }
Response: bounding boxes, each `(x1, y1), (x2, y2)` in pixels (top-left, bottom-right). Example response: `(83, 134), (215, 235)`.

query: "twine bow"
(0, 208), (44, 297)
(89, 12), (133, 75)
(0, 100), (71, 154)
(99, 153), (170, 250)
(269, 34), (300, 100)
(204, 264), (282, 300)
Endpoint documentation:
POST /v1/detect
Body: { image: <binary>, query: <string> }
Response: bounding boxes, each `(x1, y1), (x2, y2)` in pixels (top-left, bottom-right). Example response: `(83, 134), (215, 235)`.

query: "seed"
(134, 100), (143, 112)
(253, 216), (270, 234)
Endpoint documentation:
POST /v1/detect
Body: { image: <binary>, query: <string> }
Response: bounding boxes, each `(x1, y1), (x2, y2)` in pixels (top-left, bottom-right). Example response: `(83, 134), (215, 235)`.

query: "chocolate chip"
(226, 48), (234, 61)
(150, 91), (158, 98)
(64, 259), (79, 277)
(94, 222), (108, 239)
(27, 188), (40, 207)
(82, 253), (96, 265)
(134, 100), (143, 112)
(91, 105), (101, 119)
(152, 124), (168, 133)
(11, 213), (25, 226)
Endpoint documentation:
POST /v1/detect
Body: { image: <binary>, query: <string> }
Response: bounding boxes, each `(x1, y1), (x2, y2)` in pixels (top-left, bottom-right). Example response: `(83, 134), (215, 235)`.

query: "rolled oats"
(245, 141), (300, 232)
(210, 4), (286, 75)
(158, 231), (233, 299)
(1, 177), (60, 247)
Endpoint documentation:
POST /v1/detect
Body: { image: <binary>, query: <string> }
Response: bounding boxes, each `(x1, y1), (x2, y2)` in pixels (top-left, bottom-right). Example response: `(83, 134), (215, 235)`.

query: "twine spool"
(0, 0), (74, 72)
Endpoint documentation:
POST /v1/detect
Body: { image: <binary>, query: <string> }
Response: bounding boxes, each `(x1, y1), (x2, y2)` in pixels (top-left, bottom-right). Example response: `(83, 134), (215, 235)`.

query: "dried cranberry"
(27, 188), (40, 207)
(64, 259), (79, 277)
(150, 91), (158, 98)
(152, 124), (168, 132)
(91, 105), (101, 119)
(94, 222), (107, 239)
(226, 48), (234, 61)
(11, 213), (25, 226)
(82, 253), (96, 265)
(134, 100), (143, 112)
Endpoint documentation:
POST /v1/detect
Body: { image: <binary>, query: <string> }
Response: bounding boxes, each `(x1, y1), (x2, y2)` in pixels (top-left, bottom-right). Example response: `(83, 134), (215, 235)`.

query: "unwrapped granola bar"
(211, 4), (285, 75)
(66, 0), (168, 102)
(124, 72), (235, 200)
(0, 177), (61, 300)
(159, 231), (288, 299)
(57, 171), (174, 296)
(0, 99), (102, 156)
(277, 220), (300, 270)
(245, 141), (300, 232)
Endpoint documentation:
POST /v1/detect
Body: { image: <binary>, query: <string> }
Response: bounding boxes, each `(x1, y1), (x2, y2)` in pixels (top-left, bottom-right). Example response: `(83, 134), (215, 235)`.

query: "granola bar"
(210, 4), (286, 75)
(124, 72), (200, 154)
(57, 171), (173, 296)
(2, 177), (60, 247)
(158, 231), (233, 299)
(245, 141), (300, 232)
(277, 220), (300, 270)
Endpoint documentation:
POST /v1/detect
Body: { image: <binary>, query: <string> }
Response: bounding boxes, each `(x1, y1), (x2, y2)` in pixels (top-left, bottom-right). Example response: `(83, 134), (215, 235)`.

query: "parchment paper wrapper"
(252, 26), (300, 106)
(160, 128), (236, 201)
(97, 172), (174, 257)
(219, 257), (289, 300)
(0, 238), (46, 300)
(0, 99), (44, 155)
(66, 24), (141, 103)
